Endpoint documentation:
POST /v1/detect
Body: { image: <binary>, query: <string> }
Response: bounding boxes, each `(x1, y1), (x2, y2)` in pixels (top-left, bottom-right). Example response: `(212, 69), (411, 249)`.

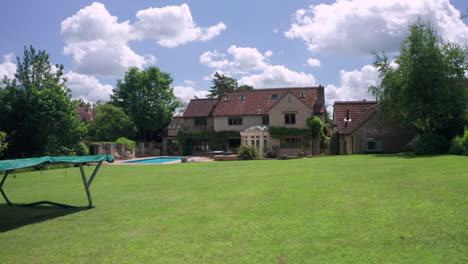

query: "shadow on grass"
(367, 153), (448, 159)
(0, 204), (87, 233)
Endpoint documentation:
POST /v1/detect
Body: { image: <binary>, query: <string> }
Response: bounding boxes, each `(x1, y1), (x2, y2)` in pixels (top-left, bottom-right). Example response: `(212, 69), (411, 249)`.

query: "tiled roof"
(183, 98), (218, 117)
(212, 86), (324, 116)
(333, 101), (378, 134)
(76, 107), (94, 123)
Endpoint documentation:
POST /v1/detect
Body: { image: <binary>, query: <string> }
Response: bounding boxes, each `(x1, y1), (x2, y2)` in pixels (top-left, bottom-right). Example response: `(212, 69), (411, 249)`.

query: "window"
(367, 141), (376, 150)
(228, 117), (242, 125)
(223, 95), (231, 102)
(284, 113), (296, 124)
(239, 95), (245, 101)
(194, 118), (207, 126)
(280, 138), (302, 148)
(299, 92), (305, 98)
(262, 115), (269, 125)
(270, 94), (279, 100)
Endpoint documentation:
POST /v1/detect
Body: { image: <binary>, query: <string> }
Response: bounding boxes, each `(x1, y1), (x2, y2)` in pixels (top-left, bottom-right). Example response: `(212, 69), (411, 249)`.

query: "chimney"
(317, 85), (325, 105)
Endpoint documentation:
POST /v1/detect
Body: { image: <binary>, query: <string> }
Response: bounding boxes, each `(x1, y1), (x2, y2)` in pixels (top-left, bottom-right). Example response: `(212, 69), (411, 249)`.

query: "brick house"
(332, 101), (413, 154)
(75, 103), (94, 123)
(162, 86), (325, 156)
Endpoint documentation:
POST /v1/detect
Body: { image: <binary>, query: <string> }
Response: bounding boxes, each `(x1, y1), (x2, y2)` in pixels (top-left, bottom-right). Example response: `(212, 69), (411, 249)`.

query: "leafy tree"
(307, 116), (324, 155)
(91, 103), (137, 141)
(370, 19), (467, 140)
(0, 131), (7, 157)
(111, 67), (180, 141)
(0, 46), (87, 157)
(73, 98), (88, 107)
(237, 84), (254, 91)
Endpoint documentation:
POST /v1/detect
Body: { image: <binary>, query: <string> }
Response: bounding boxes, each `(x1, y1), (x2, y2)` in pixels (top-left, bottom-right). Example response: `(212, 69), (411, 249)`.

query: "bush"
(448, 128), (468, 155)
(115, 137), (136, 150)
(328, 131), (340, 155)
(413, 133), (449, 155)
(74, 142), (89, 156)
(237, 145), (262, 160)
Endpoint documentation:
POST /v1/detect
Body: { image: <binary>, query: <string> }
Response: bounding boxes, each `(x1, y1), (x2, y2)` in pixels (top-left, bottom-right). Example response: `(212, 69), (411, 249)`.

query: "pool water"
(123, 157), (183, 164)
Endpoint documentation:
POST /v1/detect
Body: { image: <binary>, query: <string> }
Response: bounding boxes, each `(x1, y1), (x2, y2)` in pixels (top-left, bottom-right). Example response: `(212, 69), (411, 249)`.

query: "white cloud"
(0, 53), (17, 80)
(285, 0), (468, 55)
(200, 45), (271, 74)
(65, 71), (113, 102)
(173, 84), (209, 102)
(239, 65), (315, 88)
(61, 2), (155, 77)
(61, 2), (224, 77)
(201, 45), (316, 88)
(325, 64), (380, 112)
(133, 3), (226, 47)
(307, 58), (321, 67)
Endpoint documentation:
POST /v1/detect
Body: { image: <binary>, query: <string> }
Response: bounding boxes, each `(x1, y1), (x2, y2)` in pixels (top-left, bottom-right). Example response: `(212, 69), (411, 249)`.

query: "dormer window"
(223, 95), (231, 102)
(299, 92), (305, 98)
(270, 94), (279, 100)
(239, 95), (245, 101)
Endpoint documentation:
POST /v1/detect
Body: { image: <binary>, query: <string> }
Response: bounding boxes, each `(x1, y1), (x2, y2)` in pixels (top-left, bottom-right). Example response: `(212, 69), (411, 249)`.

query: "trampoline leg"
(0, 171), (13, 206)
(79, 163), (93, 208)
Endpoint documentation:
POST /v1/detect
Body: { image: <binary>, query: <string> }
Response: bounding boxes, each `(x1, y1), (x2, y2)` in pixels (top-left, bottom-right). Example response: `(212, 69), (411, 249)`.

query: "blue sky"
(0, 0), (467, 108)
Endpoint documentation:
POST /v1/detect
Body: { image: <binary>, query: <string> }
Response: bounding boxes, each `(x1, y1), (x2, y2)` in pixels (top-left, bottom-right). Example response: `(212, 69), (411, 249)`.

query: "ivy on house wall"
(177, 131), (240, 155)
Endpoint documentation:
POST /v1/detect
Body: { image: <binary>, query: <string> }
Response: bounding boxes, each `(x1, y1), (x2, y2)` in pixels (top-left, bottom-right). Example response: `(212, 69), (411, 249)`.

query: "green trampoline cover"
(0, 155), (115, 172)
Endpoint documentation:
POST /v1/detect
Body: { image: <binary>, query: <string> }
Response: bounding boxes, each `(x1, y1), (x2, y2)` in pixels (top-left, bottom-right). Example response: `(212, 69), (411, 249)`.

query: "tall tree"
(370, 19), (467, 139)
(111, 67), (180, 141)
(208, 72), (239, 98)
(0, 46), (87, 157)
(90, 103), (137, 141)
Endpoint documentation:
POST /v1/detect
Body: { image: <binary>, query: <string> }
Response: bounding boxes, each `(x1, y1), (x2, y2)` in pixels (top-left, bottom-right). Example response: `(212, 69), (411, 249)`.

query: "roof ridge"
(225, 86), (323, 93)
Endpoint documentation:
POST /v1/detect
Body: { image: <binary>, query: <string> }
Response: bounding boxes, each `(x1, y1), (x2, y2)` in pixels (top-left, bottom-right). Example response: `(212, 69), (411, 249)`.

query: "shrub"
(328, 131), (340, 155)
(237, 145), (262, 160)
(115, 137), (136, 150)
(0, 131), (7, 157)
(448, 128), (468, 155)
(74, 142), (89, 156)
(413, 133), (449, 155)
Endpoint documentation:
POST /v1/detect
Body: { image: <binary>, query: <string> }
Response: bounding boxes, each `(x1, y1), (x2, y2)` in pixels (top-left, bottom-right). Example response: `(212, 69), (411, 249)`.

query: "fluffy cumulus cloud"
(0, 53), (17, 80)
(200, 45), (271, 74)
(61, 2), (225, 77)
(307, 58), (321, 67)
(173, 80), (209, 102)
(239, 65), (315, 88)
(325, 64), (380, 111)
(285, 0), (468, 55)
(65, 71), (114, 102)
(133, 4), (226, 47)
(201, 45), (315, 88)
(61, 2), (155, 77)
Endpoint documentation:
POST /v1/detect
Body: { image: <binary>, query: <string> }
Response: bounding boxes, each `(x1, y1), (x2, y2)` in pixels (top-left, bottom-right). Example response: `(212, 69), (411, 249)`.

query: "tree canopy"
(0, 131), (7, 157)
(370, 19), (467, 139)
(208, 72), (253, 98)
(0, 46), (87, 158)
(111, 67), (180, 141)
(89, 103), (137, 142)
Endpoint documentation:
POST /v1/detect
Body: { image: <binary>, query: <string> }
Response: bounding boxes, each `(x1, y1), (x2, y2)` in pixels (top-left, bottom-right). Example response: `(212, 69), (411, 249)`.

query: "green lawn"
(0, 155), (467, 263)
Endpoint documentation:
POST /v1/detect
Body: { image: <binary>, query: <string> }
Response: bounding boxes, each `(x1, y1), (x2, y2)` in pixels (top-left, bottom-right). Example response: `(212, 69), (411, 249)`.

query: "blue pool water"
(123, 157), (183, 164)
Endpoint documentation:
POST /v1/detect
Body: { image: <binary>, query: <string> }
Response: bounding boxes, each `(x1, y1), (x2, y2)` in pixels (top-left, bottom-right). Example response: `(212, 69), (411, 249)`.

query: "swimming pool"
(122, 157), (183, 164)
